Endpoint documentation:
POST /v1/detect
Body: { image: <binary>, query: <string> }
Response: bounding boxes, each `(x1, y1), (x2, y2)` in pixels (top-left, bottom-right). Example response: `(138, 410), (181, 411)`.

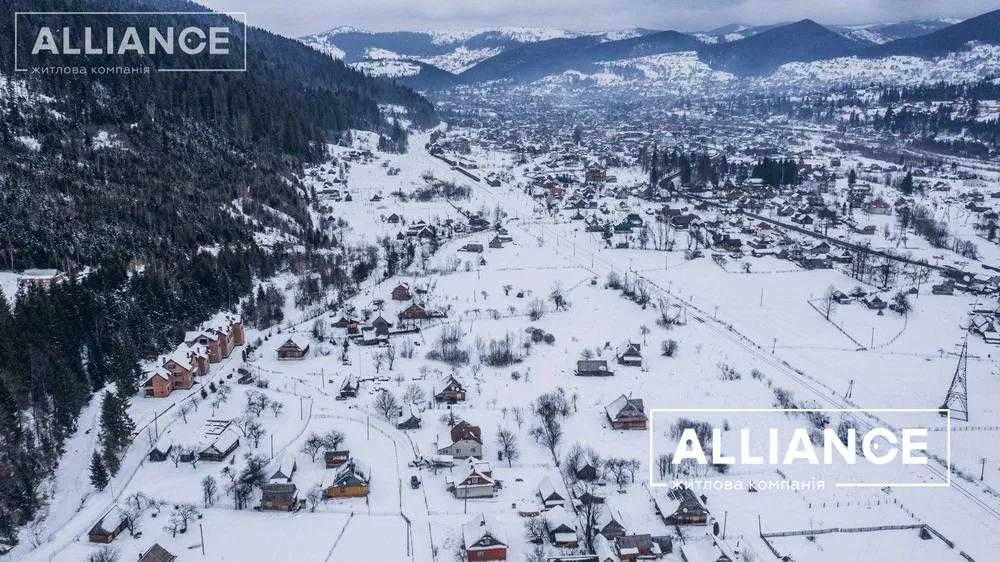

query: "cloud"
(198, 0), (1000, 37)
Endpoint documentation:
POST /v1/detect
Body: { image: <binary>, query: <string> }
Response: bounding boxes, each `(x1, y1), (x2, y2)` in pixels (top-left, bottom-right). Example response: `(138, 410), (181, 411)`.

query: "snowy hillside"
(420, 47), (502, 73)
(766, 42), (1000, 88)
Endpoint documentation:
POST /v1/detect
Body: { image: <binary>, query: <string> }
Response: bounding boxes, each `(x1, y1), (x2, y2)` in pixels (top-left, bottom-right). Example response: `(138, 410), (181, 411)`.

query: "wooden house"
(616, 343), (642, 367)
(198, 427), (240, 462)
(537, 476), (565, 508)
(276, 335), (310, 360)
(324, 461), (370, 498)
(463, 514), (507, 561)
(391, 283), (412, 301)
(543, 506), (579, 547)
(597, 510), (627, 540)
(325, 450), (350, 468)
(396, 408), (422, 430)
(399, 303), (431, 321)
(88, 505), (129, 544)
(148, 444), (172, 462)
(605, 395), (647, 430)
(615, 534), (665, 561)
(656, 486), (709, 526)
(261, 481), (298, 511)
(575, 462), (599, 482)
(435, 375), (467, 403)
(576, 359), (613, 377)
(138, 544), (177, 562)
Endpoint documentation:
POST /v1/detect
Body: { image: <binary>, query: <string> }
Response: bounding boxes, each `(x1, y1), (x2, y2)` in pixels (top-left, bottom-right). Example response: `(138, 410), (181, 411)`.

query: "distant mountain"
(457, 36), (603, 84)
(300, 26), (581, 64)
(695, 23), (784, 44)
(587, 30), (702, 61)
(699, 19), (864, 75)
(832, 19), (957, 45)
(864, 9), (1000, 58)
(300, 11), (1000, 89)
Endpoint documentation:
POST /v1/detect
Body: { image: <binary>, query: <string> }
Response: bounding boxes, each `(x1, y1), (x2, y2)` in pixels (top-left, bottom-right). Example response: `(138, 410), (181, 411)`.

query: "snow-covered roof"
(538, 476), (562, 500)
(462, 514), (506, 549)
(543, 505), (576, 531)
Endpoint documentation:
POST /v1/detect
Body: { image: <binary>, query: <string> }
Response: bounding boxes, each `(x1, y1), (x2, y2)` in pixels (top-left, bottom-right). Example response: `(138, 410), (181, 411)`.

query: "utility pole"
(981, 457), (988, 481)
(200, 523), (205, 556)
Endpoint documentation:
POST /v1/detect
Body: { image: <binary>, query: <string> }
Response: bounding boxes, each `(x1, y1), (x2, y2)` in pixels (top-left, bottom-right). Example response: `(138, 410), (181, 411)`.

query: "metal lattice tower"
(940, 336), (969, 422)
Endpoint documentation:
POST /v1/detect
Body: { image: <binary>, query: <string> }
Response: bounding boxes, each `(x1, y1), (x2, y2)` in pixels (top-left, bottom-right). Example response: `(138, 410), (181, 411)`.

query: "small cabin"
(88, 505), (129, 544)
(276, 335), (310, 360)
(325, 450), (350, 469)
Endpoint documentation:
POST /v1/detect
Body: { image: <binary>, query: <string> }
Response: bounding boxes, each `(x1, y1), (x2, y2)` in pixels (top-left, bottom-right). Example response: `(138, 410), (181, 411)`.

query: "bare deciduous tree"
(202, 475), (218, 507)
(496, 427), (519, 467)
(374, 389), (400, 420)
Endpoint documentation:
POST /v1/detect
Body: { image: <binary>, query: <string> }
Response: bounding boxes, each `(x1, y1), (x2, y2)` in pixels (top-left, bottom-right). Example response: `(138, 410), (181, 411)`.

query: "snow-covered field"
(18, 127), (1000, 562)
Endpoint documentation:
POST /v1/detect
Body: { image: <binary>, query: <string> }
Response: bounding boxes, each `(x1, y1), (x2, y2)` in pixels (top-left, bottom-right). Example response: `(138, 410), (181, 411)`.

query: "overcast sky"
(198, 0), (1000, 37)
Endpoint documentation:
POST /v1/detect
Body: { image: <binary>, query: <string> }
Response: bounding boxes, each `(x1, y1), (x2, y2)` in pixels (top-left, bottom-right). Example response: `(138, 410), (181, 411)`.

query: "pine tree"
(90, 451), (109, 491)
(900, 172), (914, 195)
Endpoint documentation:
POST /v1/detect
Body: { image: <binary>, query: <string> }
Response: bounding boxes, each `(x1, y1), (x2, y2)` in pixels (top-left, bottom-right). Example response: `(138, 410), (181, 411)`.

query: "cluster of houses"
(143, 313), (245, 398)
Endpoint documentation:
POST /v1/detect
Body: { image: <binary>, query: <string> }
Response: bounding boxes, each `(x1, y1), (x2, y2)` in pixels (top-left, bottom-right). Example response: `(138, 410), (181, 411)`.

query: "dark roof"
(577, 359), (610, 372)
(139, 544), (177, 562)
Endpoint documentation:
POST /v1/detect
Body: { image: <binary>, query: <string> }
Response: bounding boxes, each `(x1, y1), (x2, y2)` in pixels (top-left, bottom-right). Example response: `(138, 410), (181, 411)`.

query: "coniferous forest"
(0, 0), (437, 542)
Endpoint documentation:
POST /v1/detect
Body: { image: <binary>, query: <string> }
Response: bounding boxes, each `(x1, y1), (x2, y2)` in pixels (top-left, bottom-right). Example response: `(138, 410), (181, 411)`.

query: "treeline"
(0, 247), (279, 542)
(0, 0), (437, 157)
(0, 0), (441, 543)
(639, 145), (729, 189)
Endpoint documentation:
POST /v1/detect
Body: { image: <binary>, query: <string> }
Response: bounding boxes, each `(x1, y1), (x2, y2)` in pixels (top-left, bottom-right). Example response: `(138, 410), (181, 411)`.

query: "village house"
(462, 514), (508, 562)
(862, 295), (888, 311)
(576, 359), (614, 377)
(605, 394), (647, 430)
(575, 462), (600, 482)
(435, 375), (467, 403)
(338, 378), (359, 400)
(586, 163), (607, 184)
(183, 314), (245, 363)
(324, 461), (370, 498)
(147, 444), (172, 462)
(655, 486), (710, 526)
(544, 505), (579, 547)
(616, 534), (667, 561)
(616, 342), (643, 367)
(597, 509), (628, 540)
(198, 426), (241, 462)
(18, 268), (67, 292)
(261, 479), (298, 511)
(276, 334), (311, 360)
(451, 462), (497, 499)
(438, 421), (483, 459)
(396, 407), (422, 430)
(391, 283), (412, 300)
(141, 365), (192, 399)
(88, 505), (130, 544)
(325, 449), (351, 468)
(137, 544), (177, 562)
(399, 302), (431, 322)
(574, 483), (607, 506)
(537, 476), (566, 508)
(261, 459), (299, 511)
